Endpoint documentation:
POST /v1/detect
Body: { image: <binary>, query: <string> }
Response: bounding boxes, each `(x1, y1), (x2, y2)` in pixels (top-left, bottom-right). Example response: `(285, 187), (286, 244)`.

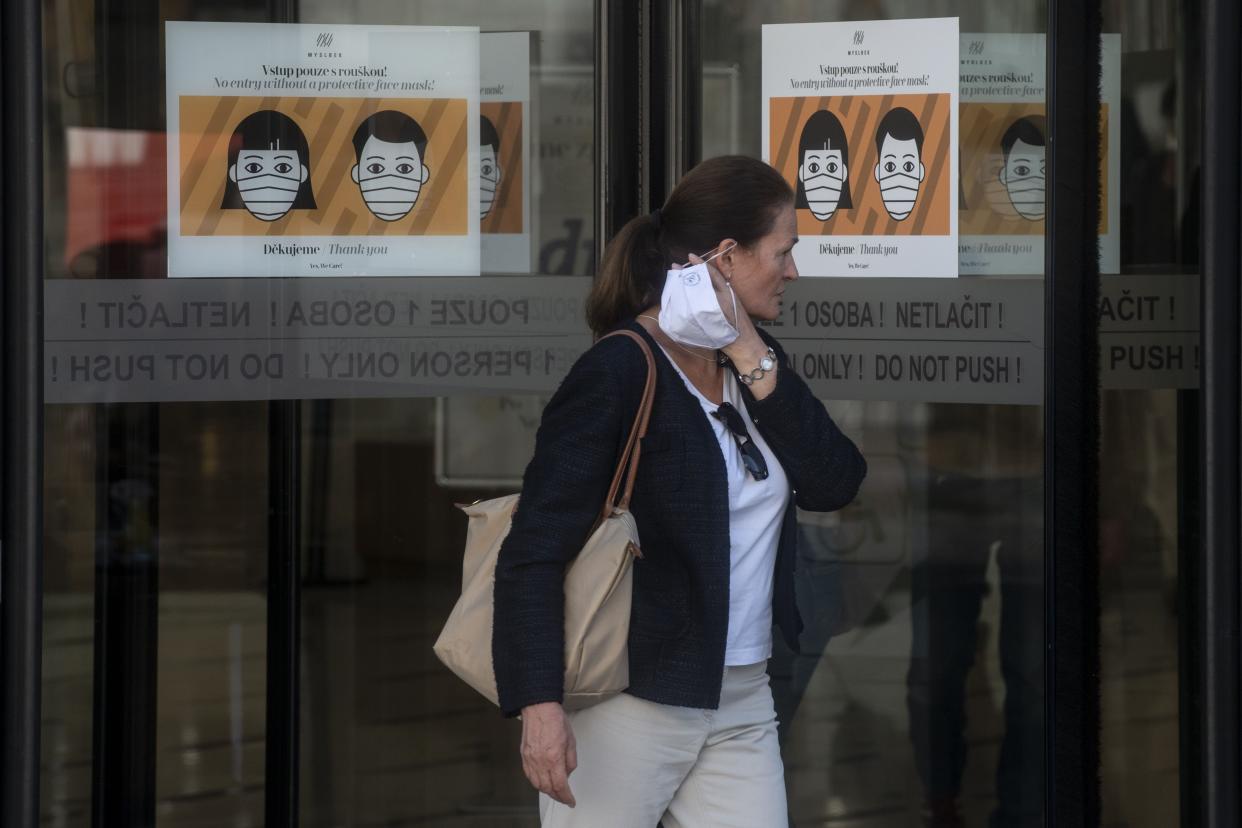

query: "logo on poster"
(848, 30), (870, 56)
(307, 31), (342, 58)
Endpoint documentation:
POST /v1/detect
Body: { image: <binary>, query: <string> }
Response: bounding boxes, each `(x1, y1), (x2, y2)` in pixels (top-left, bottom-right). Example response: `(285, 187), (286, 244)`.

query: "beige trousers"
(539, 661), (788, 828)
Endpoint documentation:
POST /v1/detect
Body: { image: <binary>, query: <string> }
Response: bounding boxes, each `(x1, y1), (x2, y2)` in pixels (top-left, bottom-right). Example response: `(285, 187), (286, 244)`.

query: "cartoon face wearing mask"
(351, 110), (431, 222)
(479, 115), (503, 220)
(795, 110), (853, 221)
(998, 115), (1046, 221)
(221, 110), (317, 221)
(873, 107), (926, 222)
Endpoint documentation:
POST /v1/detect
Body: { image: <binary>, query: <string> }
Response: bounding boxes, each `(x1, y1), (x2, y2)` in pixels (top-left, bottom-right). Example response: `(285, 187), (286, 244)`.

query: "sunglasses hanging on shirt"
(711, 402), (769, 481)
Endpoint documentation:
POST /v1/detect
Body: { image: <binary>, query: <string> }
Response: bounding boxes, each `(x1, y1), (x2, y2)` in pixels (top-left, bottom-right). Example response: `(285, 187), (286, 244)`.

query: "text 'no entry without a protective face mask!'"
(658, 245), (740, 350)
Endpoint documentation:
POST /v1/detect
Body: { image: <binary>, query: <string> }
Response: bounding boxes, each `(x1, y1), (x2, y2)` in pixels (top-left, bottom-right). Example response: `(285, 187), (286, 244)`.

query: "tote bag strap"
(596, 329), (657, 526)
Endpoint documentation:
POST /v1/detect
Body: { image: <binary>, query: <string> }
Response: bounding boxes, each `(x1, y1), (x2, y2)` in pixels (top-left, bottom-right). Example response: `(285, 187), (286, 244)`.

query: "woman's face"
(719, 203), (799, 321)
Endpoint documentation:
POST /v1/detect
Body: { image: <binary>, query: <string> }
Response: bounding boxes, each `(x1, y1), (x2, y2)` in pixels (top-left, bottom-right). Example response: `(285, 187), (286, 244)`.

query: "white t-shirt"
(659, 346), (791, 666)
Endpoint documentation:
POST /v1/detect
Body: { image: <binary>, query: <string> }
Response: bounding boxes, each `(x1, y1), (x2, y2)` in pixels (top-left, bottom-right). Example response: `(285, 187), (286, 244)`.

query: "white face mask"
(799, 148), (847, 221)
(657, 247), (739, 350)
(874, 136), (924, 221)
(480, 146), (501, 219)
(352, 136), (429, 222)
(1000, 140), (1046, 220)
(230, 149), (307, 222)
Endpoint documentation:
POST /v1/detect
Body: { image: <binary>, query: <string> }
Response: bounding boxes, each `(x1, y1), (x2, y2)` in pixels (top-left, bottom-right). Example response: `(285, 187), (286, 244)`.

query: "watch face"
(760, 356), (775, 371)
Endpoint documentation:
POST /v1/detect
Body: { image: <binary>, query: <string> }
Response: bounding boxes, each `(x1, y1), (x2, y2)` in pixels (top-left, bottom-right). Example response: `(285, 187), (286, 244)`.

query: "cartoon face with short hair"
(479, 116), (503, 220)
(873, 107), (926, 221)
(351, 111), (431, 222)
(998, 116), (1047, 221)
(795, 110), (853, 221)
(221, 110), (316, 221)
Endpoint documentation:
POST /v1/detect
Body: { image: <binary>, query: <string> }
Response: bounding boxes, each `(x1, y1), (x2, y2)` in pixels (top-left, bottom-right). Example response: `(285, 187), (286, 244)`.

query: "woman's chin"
(752, 305), (782, 323)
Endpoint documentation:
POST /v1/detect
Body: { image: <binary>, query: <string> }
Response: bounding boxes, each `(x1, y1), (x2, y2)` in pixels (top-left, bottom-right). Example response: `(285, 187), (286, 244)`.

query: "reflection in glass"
(706, 3), (1048, 826)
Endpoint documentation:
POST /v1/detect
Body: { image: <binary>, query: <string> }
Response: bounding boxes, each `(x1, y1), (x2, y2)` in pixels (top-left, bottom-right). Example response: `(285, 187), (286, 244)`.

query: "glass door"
(696, 3), (1049, 825)
(24, 0), (1226, 826)
(40, 2), (610, 826)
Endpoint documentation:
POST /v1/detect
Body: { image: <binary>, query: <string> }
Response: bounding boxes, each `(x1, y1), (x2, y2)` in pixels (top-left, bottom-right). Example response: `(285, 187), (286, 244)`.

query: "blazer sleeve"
(491, 336), (641, 717)
(740, 330), (867, 512)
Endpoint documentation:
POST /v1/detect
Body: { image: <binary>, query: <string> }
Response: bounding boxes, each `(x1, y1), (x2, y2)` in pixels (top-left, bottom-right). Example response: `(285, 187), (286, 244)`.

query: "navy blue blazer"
(492, 320), (866, 717)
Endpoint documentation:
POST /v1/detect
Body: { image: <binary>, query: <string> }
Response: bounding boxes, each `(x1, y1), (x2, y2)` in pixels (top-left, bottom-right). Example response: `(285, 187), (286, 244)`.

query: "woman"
(492, 155), (866, 827)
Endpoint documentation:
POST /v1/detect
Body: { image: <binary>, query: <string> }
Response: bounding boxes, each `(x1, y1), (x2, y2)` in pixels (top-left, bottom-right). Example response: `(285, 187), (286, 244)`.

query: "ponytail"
(585, 213), (665, 336)
(585, 155), (793, 337)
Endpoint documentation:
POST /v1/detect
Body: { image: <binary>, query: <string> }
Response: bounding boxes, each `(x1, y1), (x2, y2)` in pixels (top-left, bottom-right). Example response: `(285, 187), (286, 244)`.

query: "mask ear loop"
(697, 243), (739, 326)
(695, 241), (737, 268)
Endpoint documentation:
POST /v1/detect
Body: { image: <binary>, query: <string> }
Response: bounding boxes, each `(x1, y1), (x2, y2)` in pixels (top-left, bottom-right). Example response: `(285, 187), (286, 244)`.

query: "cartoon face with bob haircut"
(221, 110), (316, 221)
(795, 110), (853, 221)
(998, 115), (1046, 221)
(479, 116), (503, 220)
(873, 107), (926, 221)
(351, 111), (431, 222)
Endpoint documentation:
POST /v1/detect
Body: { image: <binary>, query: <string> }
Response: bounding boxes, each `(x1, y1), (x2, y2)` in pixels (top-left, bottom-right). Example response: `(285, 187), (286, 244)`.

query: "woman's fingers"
(548, 759), (577, 807)
(519, 702), (576, 807)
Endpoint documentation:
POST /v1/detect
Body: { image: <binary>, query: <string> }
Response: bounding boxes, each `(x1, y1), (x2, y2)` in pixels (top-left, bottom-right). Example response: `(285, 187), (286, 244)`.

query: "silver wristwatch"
(736, 346), (778, 386)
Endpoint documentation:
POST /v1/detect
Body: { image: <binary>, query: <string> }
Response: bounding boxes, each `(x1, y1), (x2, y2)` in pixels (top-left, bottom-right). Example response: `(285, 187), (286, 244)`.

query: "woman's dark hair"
(586, 155), (793, 336)
(221, 110), (316, 210)
(794, 109), (853, 210)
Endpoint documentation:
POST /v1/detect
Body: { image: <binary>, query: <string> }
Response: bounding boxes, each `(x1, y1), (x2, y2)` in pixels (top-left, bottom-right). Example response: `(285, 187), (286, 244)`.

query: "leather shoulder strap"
(596, 329), (657, 525)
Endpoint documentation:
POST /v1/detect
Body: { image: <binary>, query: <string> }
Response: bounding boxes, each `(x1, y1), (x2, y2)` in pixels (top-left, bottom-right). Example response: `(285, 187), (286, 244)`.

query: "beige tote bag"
(433, 330), (656, 711)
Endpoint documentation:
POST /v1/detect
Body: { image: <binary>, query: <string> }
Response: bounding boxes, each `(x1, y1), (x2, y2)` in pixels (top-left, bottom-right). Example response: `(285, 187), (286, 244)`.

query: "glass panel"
(42, 2), (595, 826)
(703, 3), (1048, 826)
(1099, 1), (1200, 825)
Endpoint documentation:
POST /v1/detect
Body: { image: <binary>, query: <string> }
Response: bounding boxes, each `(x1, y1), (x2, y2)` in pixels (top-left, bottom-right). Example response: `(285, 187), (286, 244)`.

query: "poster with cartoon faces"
(958, 33), (1120, 275)
(479, 32), (532, 274)
(764, 19), (959, 277)
(166, 22), (480, 277)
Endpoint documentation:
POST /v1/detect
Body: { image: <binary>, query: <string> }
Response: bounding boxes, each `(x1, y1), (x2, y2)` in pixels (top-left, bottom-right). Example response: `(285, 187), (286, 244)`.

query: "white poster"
(165, 22), (480, 278)
(480, 32), (533, 274)
(958, 33), (1122, 275)
(763, 18), (959, 278)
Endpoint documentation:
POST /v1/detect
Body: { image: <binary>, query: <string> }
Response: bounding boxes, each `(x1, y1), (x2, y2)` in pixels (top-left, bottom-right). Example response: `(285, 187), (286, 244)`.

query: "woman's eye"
(481, 163), (493, 176)
(273, 162), (293, 174)
(808, 162), (820, 174)
(884, 161), (896, 173)
(244, 162), (262, 174)
(367, 163), (384, 175)
(903, 161), (915, 173)
(1014, 164), (1031, 177)
(396, 163), (414, 175)
(826, 162), (837, 174)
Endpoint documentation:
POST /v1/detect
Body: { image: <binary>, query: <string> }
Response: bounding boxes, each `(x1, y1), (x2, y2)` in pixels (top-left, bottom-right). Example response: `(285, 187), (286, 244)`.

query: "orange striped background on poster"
(479, 101), (523, 235)
(960, 102), (1109, 235)
(770, 93), (952, 238)
(178, 95), (469, 237)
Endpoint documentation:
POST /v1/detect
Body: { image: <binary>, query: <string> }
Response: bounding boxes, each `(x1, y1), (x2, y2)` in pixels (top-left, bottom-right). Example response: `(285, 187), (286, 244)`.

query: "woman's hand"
(520, 701), (577, 807)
